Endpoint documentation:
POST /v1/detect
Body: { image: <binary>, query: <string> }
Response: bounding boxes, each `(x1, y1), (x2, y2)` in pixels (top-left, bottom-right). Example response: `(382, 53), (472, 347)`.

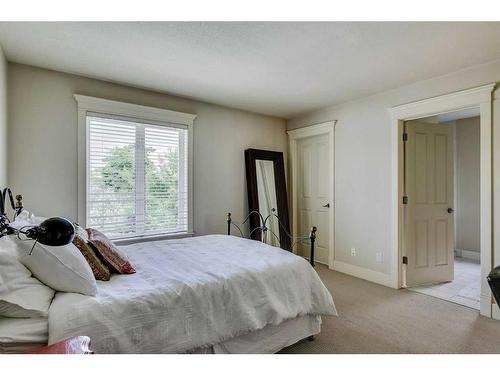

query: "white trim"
(388, 84), (495, 120)
(332, 260), (394, 288)
(492, 303), (500, 320)
(287, 121), (336, 268)
(75, 95), (196, 236)
(389, 83), (496, 318)
(301, 256), (329, 267)
(74, 95), (196, 125)
(114, 231), (195, 246)
(455, 249), (481, 262)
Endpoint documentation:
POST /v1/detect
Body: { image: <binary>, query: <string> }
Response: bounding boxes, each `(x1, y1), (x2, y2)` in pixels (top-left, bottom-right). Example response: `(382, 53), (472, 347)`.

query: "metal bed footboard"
(226, 211), (317, 267)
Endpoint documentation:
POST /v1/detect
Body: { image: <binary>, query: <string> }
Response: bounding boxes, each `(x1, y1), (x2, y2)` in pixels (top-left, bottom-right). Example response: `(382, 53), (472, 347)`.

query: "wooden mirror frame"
(244, 149), (291, 251)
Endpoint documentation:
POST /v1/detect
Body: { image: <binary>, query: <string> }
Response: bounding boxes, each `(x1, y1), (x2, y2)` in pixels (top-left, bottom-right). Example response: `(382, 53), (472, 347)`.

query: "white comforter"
(48, 235), (337, 353)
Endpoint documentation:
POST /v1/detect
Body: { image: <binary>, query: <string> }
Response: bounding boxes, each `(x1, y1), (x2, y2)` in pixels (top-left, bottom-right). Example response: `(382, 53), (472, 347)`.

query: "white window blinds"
(87, 115), (188, 239)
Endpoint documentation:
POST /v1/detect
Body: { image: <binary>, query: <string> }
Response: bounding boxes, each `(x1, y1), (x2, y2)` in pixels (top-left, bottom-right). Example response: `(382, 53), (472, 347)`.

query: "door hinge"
(402, 256), (408, 265)
(402, 195), (408, 205)
(402, 132), (408, 142)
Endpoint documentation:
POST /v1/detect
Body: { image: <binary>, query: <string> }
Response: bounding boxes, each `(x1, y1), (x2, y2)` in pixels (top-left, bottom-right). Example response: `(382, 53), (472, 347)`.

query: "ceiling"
(1, 22), (500, 119)
(418, 107), (481, 124)
(437, 107), (481, 123)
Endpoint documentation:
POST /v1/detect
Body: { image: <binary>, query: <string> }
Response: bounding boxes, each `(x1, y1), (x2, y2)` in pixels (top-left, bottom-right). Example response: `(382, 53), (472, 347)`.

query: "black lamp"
(0, 188), (75, 248)
(23, 217), (75, 246)
(487, 266), (500, 306)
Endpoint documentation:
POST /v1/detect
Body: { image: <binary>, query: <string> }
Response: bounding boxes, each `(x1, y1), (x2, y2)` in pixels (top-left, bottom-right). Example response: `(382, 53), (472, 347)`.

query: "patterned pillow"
(86, 228), (136, 274)
(72, 235), (111, 281)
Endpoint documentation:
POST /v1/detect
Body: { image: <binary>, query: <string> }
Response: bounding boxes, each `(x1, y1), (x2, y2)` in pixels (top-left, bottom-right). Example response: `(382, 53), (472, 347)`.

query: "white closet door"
(297, 133), (332, 265)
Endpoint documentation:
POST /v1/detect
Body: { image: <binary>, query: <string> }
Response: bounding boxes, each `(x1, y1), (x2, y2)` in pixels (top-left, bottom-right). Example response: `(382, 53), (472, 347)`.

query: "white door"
(296, 133), (332, 265)
(405, 121), (455, 286)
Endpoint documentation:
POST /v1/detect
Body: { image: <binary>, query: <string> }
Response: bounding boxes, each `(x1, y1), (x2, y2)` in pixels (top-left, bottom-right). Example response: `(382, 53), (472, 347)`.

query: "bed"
(0, 318), (48, 353)
(47, 235), (337, 353)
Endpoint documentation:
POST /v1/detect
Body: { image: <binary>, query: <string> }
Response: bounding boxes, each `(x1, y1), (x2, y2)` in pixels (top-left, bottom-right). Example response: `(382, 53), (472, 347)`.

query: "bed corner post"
(14, 194), (23, 219)
(227, 212), (232, 235)
(309, 226), (317, 267)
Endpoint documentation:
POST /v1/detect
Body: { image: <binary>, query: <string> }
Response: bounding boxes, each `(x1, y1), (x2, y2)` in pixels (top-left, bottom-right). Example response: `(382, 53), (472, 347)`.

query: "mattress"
(0, 317), (48, 354)
(48, 235), (336, 353)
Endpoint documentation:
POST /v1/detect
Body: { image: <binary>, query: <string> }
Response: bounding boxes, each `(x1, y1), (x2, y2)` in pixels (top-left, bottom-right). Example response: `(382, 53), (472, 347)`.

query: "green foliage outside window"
(89, 145), (179, 234)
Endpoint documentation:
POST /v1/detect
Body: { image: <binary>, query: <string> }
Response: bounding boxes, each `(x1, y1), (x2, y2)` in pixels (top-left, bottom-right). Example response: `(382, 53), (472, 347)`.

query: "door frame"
(287, 121), (336, 268)
(389, 84), (495, 317)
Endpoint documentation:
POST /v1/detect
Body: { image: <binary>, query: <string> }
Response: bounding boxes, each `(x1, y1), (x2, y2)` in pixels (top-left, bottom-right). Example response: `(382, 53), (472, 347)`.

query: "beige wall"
(0, 46), (7, 187)
(455, 116), (480, 253)
(7, 63), (287, 235)
(287, 59), (500, 277)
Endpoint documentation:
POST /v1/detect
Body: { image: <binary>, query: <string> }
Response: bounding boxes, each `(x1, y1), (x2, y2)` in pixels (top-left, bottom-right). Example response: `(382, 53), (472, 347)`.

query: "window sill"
(113, 232), (195, 246)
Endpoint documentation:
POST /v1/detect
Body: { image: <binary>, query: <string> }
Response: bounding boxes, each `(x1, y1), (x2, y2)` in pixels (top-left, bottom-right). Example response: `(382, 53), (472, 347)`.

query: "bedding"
(211, 314), (321, 354)
(0, 240), (55, 318)
(0, 318), (48, 353)
(48, 235), (336, 353)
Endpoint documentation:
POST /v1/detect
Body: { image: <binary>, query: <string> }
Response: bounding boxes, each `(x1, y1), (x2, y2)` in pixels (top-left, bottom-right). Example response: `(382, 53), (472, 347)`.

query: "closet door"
(296, 133), (332, 265)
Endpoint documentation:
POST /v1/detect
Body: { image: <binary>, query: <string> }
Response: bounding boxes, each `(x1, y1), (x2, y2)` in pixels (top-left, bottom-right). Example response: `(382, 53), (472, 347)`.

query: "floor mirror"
(244, 149), (291, 250)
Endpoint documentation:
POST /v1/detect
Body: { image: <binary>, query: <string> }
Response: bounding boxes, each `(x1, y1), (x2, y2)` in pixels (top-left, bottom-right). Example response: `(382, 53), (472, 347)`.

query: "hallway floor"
(408, 257), (480, 310)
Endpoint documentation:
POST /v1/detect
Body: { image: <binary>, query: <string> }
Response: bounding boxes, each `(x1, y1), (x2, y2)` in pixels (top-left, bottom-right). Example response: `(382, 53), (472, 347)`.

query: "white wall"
(0, 45), (7, 188)
(287, 59), (500, 279)
(455, 116), (480, 254)
(7, 63), (287, 235)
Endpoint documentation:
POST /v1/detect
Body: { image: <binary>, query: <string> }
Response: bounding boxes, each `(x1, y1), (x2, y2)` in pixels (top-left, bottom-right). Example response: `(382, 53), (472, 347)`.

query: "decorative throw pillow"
(14, 239), (98, 296)
(0, 239), (55, 318)
(74, 223), (90, 242)
(73, 234), (111, 281)
(86, 228), (135, 274)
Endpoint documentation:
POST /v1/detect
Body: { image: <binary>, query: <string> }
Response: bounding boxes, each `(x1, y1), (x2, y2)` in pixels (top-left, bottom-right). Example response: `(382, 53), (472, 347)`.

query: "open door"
(405, 121), (454, 287)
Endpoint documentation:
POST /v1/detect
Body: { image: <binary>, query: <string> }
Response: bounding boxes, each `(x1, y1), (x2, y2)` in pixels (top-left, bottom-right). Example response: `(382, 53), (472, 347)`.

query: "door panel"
(317, 142), (328, 198)
(406, 121), (454, 286)
(434, 134), (448, 203)
(297, 134), (332, 265)
(415, 133), (428, 203)
(435, 219), (448, 265)
(415, 220), (429, 268)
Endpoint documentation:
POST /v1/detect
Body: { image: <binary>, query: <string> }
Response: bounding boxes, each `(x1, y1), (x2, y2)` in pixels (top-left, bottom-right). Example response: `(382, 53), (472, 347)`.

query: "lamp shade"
(26, 217), (75, 246)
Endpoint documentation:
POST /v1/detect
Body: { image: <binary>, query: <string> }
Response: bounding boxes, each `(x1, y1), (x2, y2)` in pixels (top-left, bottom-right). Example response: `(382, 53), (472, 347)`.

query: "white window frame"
(75, 95), (196, 243)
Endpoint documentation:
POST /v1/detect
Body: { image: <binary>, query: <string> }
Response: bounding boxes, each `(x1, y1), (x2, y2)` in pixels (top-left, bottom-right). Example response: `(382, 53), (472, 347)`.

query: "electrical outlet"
(376, 252), (384, 264)
(350, 248), (356, 257)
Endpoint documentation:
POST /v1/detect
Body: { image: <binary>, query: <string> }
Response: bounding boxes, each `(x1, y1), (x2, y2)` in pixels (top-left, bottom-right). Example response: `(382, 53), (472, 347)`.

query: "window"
(75, 95), (195, 240)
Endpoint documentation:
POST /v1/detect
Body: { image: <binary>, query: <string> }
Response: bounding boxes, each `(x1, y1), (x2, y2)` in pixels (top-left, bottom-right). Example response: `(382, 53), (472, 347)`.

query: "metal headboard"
(226, 210), (317, 267)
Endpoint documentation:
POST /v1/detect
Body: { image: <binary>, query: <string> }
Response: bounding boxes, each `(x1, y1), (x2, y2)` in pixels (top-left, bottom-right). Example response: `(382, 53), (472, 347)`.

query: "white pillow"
(14, 239), (98, 296)
(0, 238), (55, 318)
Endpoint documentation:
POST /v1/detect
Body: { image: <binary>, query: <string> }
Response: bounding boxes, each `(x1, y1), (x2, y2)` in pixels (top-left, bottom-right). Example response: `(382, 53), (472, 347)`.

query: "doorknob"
(447, 208), (455, 214)
(323, 203), (330, 208)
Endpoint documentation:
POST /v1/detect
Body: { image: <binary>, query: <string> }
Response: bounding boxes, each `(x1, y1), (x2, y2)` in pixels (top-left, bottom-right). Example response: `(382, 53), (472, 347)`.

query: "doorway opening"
(404, 109), (481, 310)
(389, 84), (494, 318)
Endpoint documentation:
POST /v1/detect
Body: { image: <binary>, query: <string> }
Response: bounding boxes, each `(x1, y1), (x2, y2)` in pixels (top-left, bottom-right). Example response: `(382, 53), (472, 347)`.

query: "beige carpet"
(279, 264), (500, 354)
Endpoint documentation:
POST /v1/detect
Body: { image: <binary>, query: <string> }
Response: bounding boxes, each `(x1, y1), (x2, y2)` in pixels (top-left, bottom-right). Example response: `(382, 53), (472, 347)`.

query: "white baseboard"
(481, 293), (493, 318)
(492, 304), (500, 320)
(332, 260), (395, 288)
(455, 249), (480, 262)
(301, 256), (329, 266)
